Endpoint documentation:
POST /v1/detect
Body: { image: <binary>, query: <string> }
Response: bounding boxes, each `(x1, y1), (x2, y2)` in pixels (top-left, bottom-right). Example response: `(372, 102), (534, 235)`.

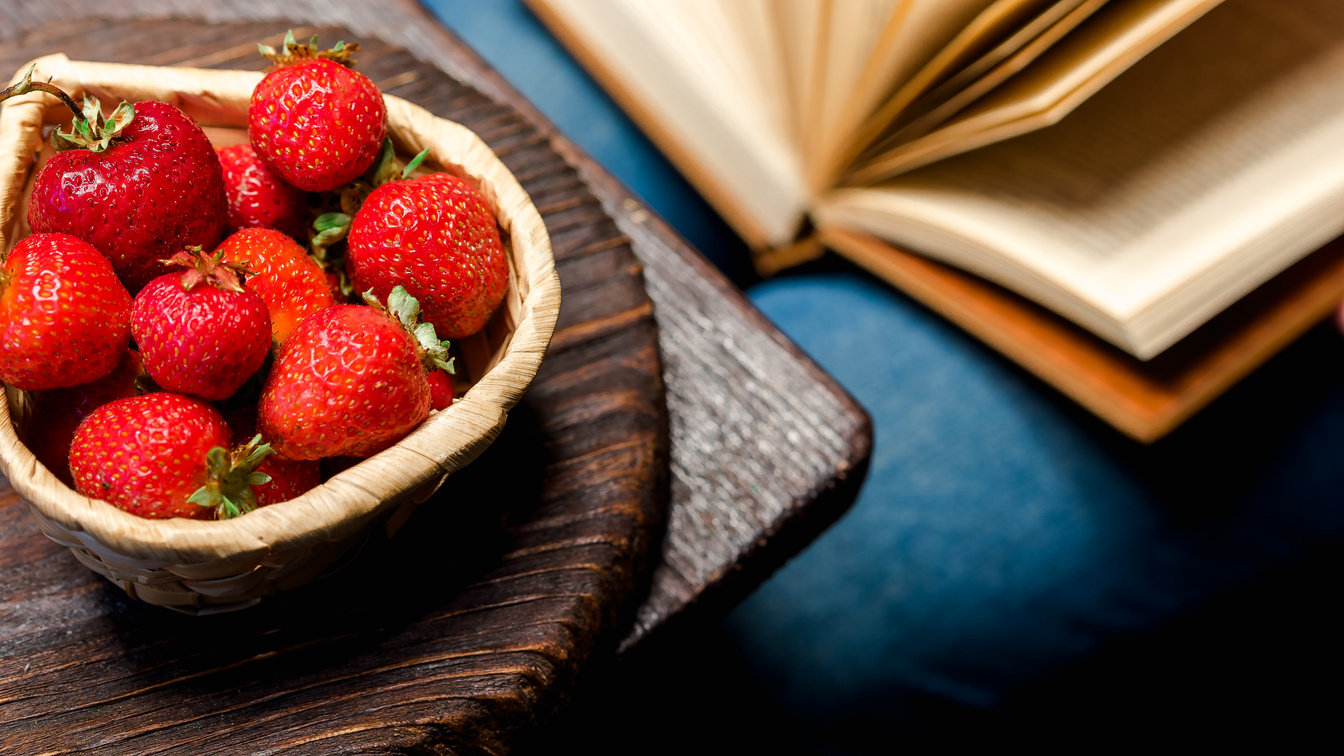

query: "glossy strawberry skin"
(27, 349), (143, 487)
(258, 305), (430, 460)
(28, 101), (227, 293)
(254, 455), (322, 506)
(348, 173), (509, 339)
(428, 369), (455, 411)
(0, 233), (133, 390)
(217, 144), (308, 238)
(131, 272), (272, 401)
(248, 58), (387, 192)
(69, 393), (232, 519)
(216, 228), (335, 344)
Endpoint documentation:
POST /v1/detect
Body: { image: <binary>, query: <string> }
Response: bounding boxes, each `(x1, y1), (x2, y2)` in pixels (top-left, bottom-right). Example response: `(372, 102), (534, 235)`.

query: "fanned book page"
(526, 0), (1344, 437)
(527, 0), (809, 248)
(817, 0), (1344, 358)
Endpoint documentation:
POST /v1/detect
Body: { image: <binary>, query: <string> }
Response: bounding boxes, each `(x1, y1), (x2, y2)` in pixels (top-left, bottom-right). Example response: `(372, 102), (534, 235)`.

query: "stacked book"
(526, 0), (1344, 440)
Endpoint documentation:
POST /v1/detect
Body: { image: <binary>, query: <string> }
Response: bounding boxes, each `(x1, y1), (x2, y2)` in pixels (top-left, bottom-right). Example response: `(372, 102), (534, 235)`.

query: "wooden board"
(0, 20), (667, 755)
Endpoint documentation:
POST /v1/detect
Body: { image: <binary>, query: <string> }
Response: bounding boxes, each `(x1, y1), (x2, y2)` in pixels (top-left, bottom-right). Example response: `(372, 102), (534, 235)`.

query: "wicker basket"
(0, 55), (560, 613)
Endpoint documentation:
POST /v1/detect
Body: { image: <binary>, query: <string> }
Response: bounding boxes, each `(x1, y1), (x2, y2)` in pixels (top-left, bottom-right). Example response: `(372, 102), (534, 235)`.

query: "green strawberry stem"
(186, 435), (275, 519)
(259, 30), (361, 69)
(0, 65), (133, 153)
(362, 286), (455, 373)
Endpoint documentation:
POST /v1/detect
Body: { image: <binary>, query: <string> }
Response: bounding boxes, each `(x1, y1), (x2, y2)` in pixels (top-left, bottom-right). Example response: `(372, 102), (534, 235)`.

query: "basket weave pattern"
(0, 55), (560, 613)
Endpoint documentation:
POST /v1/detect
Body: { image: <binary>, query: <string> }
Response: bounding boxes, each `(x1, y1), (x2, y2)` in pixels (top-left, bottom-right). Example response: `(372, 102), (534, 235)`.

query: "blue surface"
(420, 1), (1344, 749)
(728, 272), (1344, 739)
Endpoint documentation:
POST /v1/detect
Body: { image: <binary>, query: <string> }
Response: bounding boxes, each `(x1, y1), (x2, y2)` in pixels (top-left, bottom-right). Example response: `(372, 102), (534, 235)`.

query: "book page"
(811, 0), (1000, 189)
(770, 0), (825, 164)
(828, 0), (1070, 183)
(719, 0), (795, 154)
(808, 0), (904, 184)
(868, 0), (1105, 154)
(849, 0), (1223, 184)
(528, 0), (808, 248)
(816, 0), (1344, 357)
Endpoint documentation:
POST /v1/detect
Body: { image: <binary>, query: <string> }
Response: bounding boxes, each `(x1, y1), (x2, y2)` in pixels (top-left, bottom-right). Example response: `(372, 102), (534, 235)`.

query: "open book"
(526, 0), (1344, 438)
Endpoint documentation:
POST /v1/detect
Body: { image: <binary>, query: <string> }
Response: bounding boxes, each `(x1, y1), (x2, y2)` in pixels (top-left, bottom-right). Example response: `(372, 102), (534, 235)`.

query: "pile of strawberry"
(0, 33), (509, 520)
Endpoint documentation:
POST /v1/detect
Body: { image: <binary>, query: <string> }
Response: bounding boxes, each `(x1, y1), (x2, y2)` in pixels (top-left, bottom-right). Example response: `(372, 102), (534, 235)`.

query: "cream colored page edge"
(836, 0), (1079, 178)
(772, 0), (825, 170)
(811, 0), (906, 184)
(850, 0), (1224, 183)
(537, 0), (807, 247)
(877, 0), (1104, 150)
(815, 0), (1006, 185)
(721, 0), (794, 153)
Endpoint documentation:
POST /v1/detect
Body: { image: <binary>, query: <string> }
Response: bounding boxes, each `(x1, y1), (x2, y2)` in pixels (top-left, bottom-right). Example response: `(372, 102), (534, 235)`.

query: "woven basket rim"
(0, 56), (560, 565)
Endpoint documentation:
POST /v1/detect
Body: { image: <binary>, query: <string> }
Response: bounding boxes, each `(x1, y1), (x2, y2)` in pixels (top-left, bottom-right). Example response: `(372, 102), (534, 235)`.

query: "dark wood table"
(0, 3), (872, 753)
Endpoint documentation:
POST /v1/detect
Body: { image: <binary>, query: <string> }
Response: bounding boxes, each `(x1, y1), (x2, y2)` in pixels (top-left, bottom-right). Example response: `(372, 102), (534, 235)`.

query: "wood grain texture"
(0, 19), (665, 755)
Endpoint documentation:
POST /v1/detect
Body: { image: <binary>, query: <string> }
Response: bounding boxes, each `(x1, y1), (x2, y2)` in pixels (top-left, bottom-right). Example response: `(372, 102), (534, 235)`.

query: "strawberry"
(215, 228), (335, 344)
(26, 349), (144, 487)
(217, 143), (308, 238)
(252, 452), (322, 506)
(2, 69), (227, 293)
(258, 287), (452, 460)
(131, 248), (272, 401)
(69, 393), (235, 519)
(428, 368), (455, 411)
(347, 173), (509, 339)
(248, 32), (387, 193)
(0, 233), (133, 391)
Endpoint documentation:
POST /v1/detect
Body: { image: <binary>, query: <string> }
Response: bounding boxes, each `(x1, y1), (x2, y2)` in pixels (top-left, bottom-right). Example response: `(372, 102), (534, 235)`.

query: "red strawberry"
(131, 248), (272, 401)
(26, 349), (144, 487)
(253, 453), (321, 506)
(258, 287), (451, 460)
(428, 368), (455, 411)
(348, 173), (509, 339)
(248, 32), (387, 192)
(69, 393), (233, 519)
(217, 143), (308, 238)
(2, 70), (227, 293)
(0, 233), (133, 390)
(216, 228), (335, 344)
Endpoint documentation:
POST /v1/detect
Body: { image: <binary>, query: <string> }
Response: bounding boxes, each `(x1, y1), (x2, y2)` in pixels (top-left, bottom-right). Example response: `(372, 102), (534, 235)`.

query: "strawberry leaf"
(314, 212), (351, 232)
(368, 138), (399, 187)
(107, 102), (134, 135)
(186, 485), (215, 508)
(258, 30), (360, 68)
(387, 285), (421, 330)
(401, 148), (431, 180)
(193, 436), (276, 519)
(80, 94), (102, 124)
(219, 495), (242, 519)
